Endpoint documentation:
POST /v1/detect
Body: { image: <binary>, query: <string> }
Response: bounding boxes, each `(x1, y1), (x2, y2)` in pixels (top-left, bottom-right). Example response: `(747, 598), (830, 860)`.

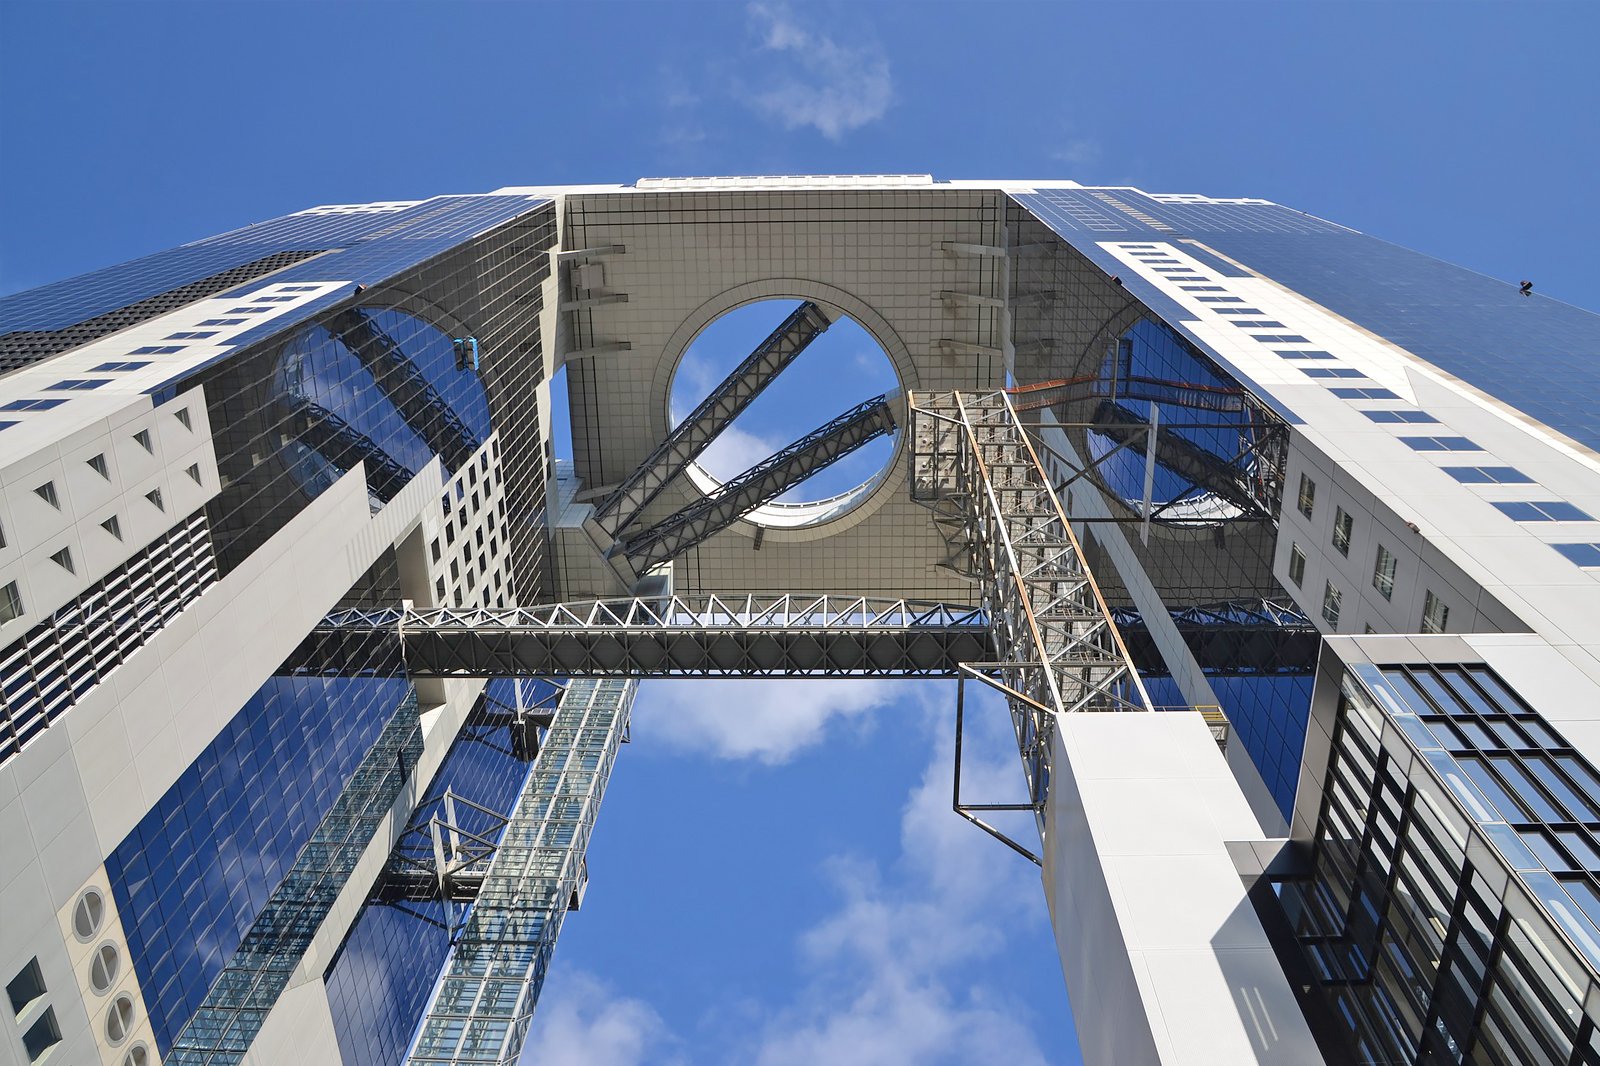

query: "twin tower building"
(3, 175), (1600, 1065)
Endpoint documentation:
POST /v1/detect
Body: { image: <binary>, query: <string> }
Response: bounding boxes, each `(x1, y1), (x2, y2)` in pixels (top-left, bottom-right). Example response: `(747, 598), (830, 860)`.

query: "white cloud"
(519, 971), (679, 1066)
(635, 678), (905, 764)
(697, 421), (780, 481)
(746, 3), (893, 140)
(743, 688), (1053, 1065)
(1051, 137), (1102, 170)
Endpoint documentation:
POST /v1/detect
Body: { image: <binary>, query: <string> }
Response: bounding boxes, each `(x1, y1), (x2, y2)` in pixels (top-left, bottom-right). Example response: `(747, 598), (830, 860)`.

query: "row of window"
(1292, 470), (1453, 633)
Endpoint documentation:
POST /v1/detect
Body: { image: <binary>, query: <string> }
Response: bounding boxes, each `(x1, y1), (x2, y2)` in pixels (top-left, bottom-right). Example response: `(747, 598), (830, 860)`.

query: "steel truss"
(407, 679), (634, 1066)
(1111, 599), (1319, 676)
(616, 393), (896, 573)
(299, 594), (992, 679)
(910, 389), (1152, 830)
(591, 300), (833, 537)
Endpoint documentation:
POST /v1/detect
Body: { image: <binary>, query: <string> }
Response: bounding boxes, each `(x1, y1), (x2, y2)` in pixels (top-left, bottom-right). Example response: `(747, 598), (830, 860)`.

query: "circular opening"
(90, 942), (120, 994)
(105, 994), (135, 1045)
(123, 1046), (150, 1066)
(668, 299), (901, 529)
(73, 889), (105, 941)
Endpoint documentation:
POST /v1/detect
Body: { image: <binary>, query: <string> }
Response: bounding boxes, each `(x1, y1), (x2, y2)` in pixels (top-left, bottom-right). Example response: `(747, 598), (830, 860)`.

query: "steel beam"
(616, 394), (896, 572)
(592, 300), (833, 536)
(295, 594), (992, 679)
(1111, 600), (1320, 676)
(910, 390), (1152, 812)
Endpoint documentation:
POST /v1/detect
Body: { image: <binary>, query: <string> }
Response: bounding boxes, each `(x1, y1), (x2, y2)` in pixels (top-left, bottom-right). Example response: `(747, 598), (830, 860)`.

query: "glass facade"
(105, 673), (410, 1051)
(1280, 664), (1600, 1065)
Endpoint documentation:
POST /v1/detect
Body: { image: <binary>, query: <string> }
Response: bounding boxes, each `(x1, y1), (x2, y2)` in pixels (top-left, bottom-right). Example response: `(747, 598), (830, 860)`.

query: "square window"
(1444, 466), (1533, 485)
(1, 397), (67, 412)
(0, 581), (22, 625)
(1373, 545), (1397, 600)
(197, 318), (246, 327)
(1555, 543), (1600, 567)
(129, 346), (183, 355)
(1288, 543), (1307, 586)
(1297, 473), (1316, 519)
(1422, 590), (1450, 634)
(1233, 320), (1287, 329)
(1256, 335), (1311, 344)
(1363, 409), (1439, 424)
(1301, 367), (1364, 379)
(21, 1006), (60, 1062)
(1213, 308), (1265, 316)
(164, 330), (218, 340)
(6, 956), (46, 1014)
(1276, 350), (1335, 361)
(45, 378), (110, 391)
(1322, 580), (1343, 630)
(91, 360), (151, 372)
(1402, 436), (1479, 452)
(1494, 500), (1593, 522)
(1331, 387), (1401, 400)
(1333, 506), (1354, 556)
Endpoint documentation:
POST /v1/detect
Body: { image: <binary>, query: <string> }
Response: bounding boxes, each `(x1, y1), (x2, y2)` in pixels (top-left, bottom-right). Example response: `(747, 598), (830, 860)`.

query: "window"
(1232, 320), (1288, 328)
(175, 408), (192, 430)
(34, 481), (59, 509)
(1180, 285), (1225, 292)
(196, 318), (246, 327)
(224, 306), (272, 314)
(105, 993), (135, 1044)
(1554, 543), (1600, 567)
(1422, 590), (1450, 634)
(1301, 368), (1365, 380)
(133, 429), (152, 453)
(1276, 350), (1335, 360)
(1288, 543), (1307, 586)
(7, 957), (46, 1014)
(1402, 436), (1480, 452)
(87, 452), (109, 478)
(1492, 500), (1593, 522)
(1197, 296), (1245, 303)
(45, 378), (110, 391)
(1373, 545), (1397, 600)
(145, 488), (164, 512)
(1445, 466), (1532, 484)
(1322, 580), (1343, 629)
(1331, 387), (1401, 400)
(0, 581), (23, 624)
(163, 330), (217, 340)
(1254, 334), (1312, 343)
(1297, 473), (1316, 518)
(49, 547), (74, 574)
(89, 943), (120, 994)
(1, 398), (67, 412)
(185, 464), (202, 485)
(1213, 307), (1266, 315)
(22, 1007), (60, 1062)
(101, 515), (122, 541)
(1332, 506), (1354, 556)
(91, 361), (151, 372)
(1363, 409), (1439, 424)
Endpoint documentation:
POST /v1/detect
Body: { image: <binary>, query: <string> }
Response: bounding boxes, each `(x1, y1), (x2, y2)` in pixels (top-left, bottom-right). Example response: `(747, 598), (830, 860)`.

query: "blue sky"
(4, 2), (1599, 1064)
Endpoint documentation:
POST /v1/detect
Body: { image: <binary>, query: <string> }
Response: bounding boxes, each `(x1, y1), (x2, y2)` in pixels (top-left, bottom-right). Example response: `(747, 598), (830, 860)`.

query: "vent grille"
(0, 511), (217, 762)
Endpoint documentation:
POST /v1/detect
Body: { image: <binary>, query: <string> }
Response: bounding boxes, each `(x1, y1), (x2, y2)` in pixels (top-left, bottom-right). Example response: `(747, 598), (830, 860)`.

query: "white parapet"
(1042, 711), (1321, 1066)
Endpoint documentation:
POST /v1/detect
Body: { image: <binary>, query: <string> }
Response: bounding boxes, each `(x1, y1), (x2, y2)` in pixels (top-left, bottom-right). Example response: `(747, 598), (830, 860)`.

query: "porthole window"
(105, 994), (135, 1045)
(72, 889), (105, 940)
(122, 1043), (151, 1066)
(89, 942), (120, 994)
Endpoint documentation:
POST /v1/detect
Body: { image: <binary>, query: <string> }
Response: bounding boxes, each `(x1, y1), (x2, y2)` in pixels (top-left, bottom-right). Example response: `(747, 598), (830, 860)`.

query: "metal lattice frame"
(616, 393), (896, 573)
(911, 389), (1151, 812)
(302, 594), (992, 678)
(407, 679), (633, 1066)
(592, 299), (833, 537)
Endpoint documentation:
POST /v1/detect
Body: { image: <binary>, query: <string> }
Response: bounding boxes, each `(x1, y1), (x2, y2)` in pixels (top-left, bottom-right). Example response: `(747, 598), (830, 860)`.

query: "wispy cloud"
(519, 972), (680, 1066)
(1051, 137), (1102, 170)
(746, 2), (893, 140)
(635, 678), (905, 764)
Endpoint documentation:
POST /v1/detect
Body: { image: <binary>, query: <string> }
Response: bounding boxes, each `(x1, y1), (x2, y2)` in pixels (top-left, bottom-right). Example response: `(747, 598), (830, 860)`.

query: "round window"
(106, 994), (135, 1045)
(90, 942), (120, 994)
(667, 299), (902, 529)
(73, 888), (105, 940)
(123, 1042), (150, 1066)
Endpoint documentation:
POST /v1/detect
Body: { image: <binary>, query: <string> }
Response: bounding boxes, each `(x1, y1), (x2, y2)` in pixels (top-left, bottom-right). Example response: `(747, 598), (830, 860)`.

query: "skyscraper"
(2, 175), (1598, 1066)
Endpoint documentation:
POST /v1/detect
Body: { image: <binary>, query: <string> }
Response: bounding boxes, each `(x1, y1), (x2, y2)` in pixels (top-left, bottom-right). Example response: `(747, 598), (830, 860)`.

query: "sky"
(3, 2), (1599, 1065)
